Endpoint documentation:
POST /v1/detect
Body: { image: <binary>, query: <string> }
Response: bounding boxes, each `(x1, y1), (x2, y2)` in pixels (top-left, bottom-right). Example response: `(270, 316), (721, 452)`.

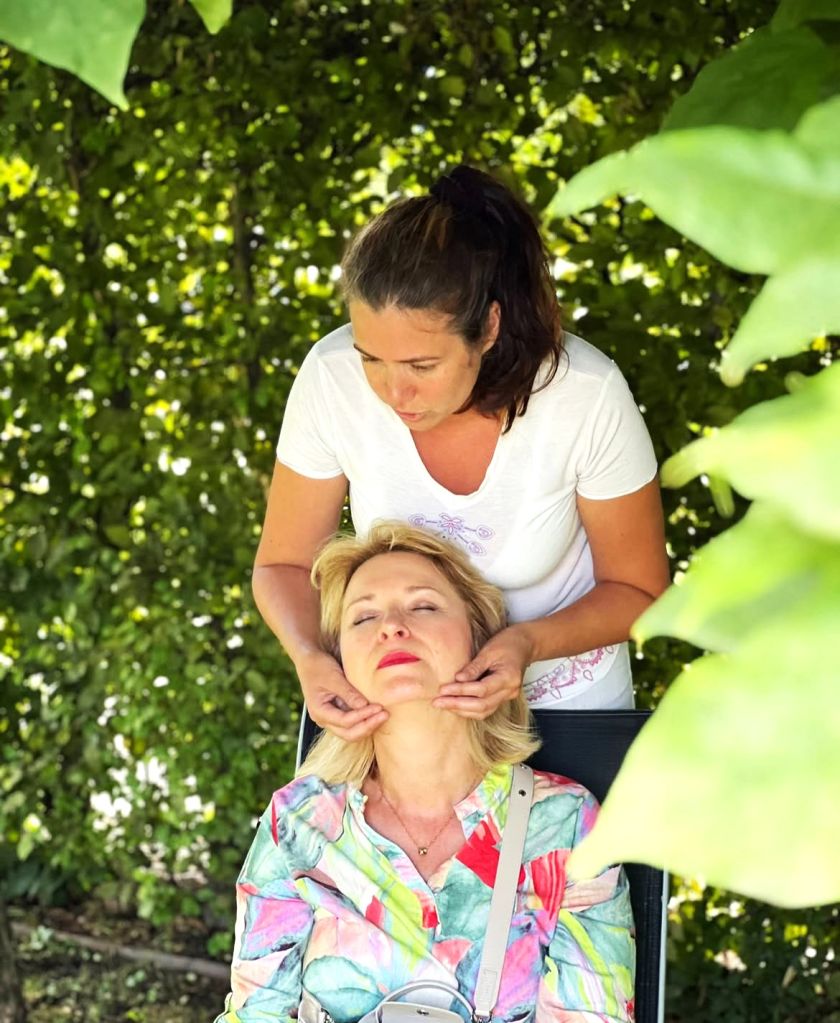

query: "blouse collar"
(346, 763), (513, 834)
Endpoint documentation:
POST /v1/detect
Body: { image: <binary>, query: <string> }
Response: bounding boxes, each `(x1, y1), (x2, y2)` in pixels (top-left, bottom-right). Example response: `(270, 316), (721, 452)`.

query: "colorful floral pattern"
(214, 765), (635, 1023)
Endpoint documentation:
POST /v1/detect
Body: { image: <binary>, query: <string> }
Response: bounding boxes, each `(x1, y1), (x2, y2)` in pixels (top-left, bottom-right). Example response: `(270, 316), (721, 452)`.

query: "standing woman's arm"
(253, 460), (388, 739)
(517, 478), (670, 656)
(434, 479), (670, 716)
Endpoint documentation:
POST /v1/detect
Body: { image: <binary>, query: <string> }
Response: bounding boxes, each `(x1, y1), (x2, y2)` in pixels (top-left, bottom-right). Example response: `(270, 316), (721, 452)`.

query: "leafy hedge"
(1, 0), (837, 1018)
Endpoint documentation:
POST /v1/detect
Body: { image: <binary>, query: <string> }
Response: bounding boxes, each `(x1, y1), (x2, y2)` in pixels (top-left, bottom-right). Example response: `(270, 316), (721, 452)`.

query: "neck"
(368, 703), (479, 814)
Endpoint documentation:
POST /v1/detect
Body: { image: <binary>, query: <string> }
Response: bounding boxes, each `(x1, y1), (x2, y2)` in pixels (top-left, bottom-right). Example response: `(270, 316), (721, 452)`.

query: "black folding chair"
(296, 707), (666, 1023)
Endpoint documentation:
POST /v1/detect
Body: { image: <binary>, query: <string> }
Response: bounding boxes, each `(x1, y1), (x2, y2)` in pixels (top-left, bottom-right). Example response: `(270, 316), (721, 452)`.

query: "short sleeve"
(276, 345), (344, 479)
(575, 366), (657, 500)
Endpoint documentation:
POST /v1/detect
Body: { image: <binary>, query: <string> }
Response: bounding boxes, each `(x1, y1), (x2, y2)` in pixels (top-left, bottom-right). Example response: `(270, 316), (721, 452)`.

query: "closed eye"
(411, 604), (438, 612)
(351, 612), (378, 626)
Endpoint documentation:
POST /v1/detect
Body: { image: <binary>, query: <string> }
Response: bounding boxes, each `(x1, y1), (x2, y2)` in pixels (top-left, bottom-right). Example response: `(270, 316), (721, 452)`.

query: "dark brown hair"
(340, 165), (563, 431)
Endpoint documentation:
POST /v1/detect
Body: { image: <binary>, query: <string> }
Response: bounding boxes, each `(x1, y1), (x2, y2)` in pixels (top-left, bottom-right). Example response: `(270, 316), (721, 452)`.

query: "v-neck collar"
(345, 764), (513, 894)
(392, 408), (511, 505)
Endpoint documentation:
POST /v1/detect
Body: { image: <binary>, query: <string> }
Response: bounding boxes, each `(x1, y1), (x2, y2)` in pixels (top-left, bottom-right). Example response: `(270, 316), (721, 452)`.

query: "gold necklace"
(377, 783), (454, 857)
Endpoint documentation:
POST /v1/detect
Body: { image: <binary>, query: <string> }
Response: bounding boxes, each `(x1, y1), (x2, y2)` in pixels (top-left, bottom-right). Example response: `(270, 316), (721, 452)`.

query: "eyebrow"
(352, 342), (440, 365)
(344, 584), (447, 610)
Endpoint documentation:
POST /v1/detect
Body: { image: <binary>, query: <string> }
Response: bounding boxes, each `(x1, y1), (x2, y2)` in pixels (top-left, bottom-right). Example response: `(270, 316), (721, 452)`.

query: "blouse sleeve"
(213, 805), (314, 1023)
(574, 364), (657, 501)
(535, 790), (636, 1022)
(275, 344), (345, 479)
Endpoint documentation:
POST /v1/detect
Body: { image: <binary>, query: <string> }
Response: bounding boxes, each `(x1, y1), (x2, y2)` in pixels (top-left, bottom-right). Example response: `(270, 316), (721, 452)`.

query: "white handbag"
(298, 764), (535, 1023)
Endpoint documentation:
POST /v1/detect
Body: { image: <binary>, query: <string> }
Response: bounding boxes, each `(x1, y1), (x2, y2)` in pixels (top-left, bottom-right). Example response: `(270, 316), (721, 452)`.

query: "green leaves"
(719, 255), (840, 386)
(633, 503), (839, 653)
(554, 5), (840, 907)
(0, 0), (234, 108)
(569, 491), (840, 907)
(662, 27), (839, 133)
(569, 614), (840, 906)
(548, 122), (840, 278)
(189, 0), (233, 34)
(771, 0), (840, 32)
(662, 363), (840, 539)
(572, 494), (840, 909)
(0, 0), (145, 109)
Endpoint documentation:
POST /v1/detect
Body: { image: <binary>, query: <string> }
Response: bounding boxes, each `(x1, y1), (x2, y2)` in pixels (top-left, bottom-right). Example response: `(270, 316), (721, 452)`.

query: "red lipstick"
(377, 651), (420, 669)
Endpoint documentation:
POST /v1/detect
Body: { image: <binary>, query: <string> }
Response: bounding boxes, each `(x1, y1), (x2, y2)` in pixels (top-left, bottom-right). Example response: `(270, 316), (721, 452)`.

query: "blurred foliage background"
(1, 0), (837, 1020)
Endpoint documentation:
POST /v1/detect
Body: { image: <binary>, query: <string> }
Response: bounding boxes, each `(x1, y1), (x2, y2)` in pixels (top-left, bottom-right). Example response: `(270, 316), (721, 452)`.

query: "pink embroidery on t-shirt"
(408, 513), (494, 556)
(524, 646), (617, 703)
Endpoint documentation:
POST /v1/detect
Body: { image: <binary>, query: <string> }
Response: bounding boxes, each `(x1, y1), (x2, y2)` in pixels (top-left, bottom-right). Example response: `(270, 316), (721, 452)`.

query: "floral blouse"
(214, 764), (635, 1022)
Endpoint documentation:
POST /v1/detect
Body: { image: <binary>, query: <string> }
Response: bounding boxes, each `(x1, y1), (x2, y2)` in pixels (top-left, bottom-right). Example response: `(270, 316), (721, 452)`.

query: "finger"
(311, 701), (384, 730)
(332, 710), (390, 742)
(437, 680), (502, 699)
(433, 695), (496, 715)
(454, 657), (489, 682)
(433, 697), (496, 719)
(327, 677), (370, 711)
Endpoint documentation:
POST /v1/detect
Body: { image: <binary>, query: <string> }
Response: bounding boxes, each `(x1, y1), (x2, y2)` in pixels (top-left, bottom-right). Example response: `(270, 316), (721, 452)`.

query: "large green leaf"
(548, 124), (840, 275)
(772, 0), (840, 32)
(662, 361), (840, 539)
(188, 0), (233, 34)
(569, 608), (840, 906)
(795, 93), (840, 155)
(662, 27), (838, 133)
(0, 0), (144, 110)
(634, 503), (840, 652)
(720, 255), (840, 385)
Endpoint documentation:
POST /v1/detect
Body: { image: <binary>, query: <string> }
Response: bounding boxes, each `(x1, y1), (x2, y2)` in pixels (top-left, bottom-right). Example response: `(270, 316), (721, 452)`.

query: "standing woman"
(253, 165), (670, 739)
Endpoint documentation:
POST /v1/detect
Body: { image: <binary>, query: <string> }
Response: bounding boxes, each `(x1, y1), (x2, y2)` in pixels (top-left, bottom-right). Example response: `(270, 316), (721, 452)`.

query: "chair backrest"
(296, 707), (665, 1023)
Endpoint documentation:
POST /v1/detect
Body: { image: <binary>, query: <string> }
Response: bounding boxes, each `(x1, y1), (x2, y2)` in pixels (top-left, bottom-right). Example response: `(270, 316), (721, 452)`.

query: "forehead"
(349, 302), (465, 358)
(343, 551), (461, 603)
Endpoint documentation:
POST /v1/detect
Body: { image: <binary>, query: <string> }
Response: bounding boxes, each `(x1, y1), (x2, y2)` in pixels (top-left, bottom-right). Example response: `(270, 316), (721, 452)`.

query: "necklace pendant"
(418, 846), (428, 856)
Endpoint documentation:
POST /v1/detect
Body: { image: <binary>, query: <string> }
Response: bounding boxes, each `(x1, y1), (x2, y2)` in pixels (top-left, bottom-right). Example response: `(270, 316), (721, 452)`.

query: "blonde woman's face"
(339, 552), (473, 707)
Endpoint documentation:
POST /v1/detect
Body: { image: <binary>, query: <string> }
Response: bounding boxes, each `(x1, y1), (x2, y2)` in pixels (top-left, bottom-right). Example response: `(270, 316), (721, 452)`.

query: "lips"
(377, 651), (420, 669)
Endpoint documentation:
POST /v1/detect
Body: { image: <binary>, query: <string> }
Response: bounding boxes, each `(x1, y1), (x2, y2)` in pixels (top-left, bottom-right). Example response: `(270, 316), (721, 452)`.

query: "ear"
(482, 301), (501, 354)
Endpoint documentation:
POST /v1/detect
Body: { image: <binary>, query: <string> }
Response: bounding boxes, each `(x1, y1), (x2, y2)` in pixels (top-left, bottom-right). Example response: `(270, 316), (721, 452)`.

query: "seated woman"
(215, 524), (635, 1022)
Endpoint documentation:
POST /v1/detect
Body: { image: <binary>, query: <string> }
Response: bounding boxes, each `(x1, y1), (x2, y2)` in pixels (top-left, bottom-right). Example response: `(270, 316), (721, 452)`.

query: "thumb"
(331, 674), (369, 710)
(455, 652), (488, 682)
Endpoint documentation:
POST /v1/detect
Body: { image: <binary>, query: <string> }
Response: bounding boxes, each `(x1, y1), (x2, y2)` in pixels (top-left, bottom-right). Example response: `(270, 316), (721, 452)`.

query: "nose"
(382, 369), (415, 409)
(379, 608), (410, 640)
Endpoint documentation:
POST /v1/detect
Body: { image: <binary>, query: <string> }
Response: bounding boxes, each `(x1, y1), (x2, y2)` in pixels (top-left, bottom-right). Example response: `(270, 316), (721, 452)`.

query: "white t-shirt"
(276, 324), (658, 709)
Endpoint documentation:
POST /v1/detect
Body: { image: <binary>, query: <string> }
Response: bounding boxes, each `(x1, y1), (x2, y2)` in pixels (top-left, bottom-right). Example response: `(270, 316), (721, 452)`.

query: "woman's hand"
(432, 625), (534, 719)
(298, 649), (389, 740)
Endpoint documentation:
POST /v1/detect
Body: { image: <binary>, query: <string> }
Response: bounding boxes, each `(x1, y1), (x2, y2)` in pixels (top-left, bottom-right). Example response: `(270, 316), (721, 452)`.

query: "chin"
(378, 683), (437, 708)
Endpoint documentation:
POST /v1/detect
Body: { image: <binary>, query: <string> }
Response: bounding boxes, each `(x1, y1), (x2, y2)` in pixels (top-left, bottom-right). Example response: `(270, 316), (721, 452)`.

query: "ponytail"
(340, 165), (563, 431)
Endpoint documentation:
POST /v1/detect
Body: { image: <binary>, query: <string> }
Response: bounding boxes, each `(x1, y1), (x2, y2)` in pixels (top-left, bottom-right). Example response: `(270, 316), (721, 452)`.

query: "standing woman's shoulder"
(295, 321), (357, 371)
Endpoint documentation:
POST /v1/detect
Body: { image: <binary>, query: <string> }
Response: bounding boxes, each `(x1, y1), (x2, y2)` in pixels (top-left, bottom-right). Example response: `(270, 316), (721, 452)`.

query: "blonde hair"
(298, 522), (540, 785)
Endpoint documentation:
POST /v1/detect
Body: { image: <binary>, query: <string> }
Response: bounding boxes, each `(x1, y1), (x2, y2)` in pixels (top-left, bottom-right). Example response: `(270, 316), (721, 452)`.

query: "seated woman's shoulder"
(532, 768), (598, 806)
(529, 769), (600, 847)
(263, 773), (350, 849)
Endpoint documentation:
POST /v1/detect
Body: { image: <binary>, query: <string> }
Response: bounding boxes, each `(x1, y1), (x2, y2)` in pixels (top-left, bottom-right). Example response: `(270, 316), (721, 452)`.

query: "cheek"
(338, 632), (357, 673)
(436, 621), (474, 667)
(361, 367), (384, 398)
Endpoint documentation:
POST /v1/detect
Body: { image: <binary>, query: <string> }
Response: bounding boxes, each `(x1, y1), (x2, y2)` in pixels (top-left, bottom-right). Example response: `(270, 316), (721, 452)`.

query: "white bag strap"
(472, 763), (534, 1023)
